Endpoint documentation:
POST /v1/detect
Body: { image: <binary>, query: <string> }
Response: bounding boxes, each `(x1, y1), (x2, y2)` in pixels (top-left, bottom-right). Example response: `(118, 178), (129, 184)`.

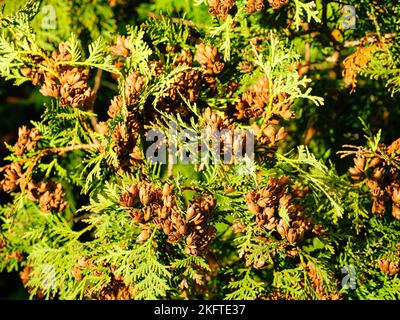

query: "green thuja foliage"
(0, 0), (399, 300)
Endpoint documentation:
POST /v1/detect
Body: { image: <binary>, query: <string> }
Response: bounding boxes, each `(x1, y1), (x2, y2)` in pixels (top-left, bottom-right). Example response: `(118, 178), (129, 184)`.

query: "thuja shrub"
(0, 0), (400, 300)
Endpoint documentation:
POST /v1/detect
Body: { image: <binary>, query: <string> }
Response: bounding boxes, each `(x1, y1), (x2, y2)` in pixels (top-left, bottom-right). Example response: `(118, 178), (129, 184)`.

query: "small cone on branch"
(379, 258), (399, 276)
(37, 182), (67, 212)
(124, 72), (145, 105)
(168, 68), (202, 102)
(138, 228), (151, 243)
(111, 36), (130, 57)
(195, 44), (224, 75)
(0, 163), (24, 193)
(246, 0), (265, 13)
(208, 0), (236, 19)
(108, 96), (123, 118)
(174, 49), (193, 67)
(119, 189), (135, 207)
(149, 59), (164, 77)
(268, 0), (289, 9)
(14, 126), (41, 156)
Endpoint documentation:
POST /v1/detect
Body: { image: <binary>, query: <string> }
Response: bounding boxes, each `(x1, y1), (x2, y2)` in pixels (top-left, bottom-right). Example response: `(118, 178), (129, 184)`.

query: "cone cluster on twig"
(268, 0), (289, 9)
(201, 107), (251, 164)
(97, 276), (135, 300)
(305, 262), (341, 300)
(0, 162), (23, 193)
(111, 121), (142, 172)
(252, 122), (287, 154)
(378, 258), (399, 276)
(207, 0), (236, 19)
(14, 126), (40, 156)
(245, 0), (265, 14)
(111, 35), (130, 57)
(168, 49), (202, 103)
(22, 43), (93, 108)
(235, 76), (293, 121)
(348, 138), (400, 220)
(245, 176), (311, 244)
(27, 180), (67, 212)
(119, 183), (216, 254)
(120, 182), (187, 244)
(185, 195), (216, 256)
(195, 44), (224, 92)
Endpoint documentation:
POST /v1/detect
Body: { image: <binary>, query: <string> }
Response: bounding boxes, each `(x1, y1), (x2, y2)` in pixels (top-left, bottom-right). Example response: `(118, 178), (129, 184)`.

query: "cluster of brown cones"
(207, 0), (236, 19)
(235, 76), (293, 121)
(119, 182), (216, 255)
(245, 0), (265, 13)
(0, 162), (23, 193)
(305, 262), (341, 300)
(0, 126), (41, 193)
(207, 0), (289, 18)
(169, 49), (202, 103)
(26, 180), (67, 213)
(106, 72), (145, 173)
(108, 71), (145, 117)
(185, 195), (216, 255)
(201, 107), (251, 164)
(195, 44), (224, 93)
(348, 138), (400, 220)
(245, 176), (311, 244)
(378, 258), (399, 276)
(0, 163), (67, 213)
(268, 0), (289, 10)
(21, 43), (93, 108)
(14, 126), (40, 157)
